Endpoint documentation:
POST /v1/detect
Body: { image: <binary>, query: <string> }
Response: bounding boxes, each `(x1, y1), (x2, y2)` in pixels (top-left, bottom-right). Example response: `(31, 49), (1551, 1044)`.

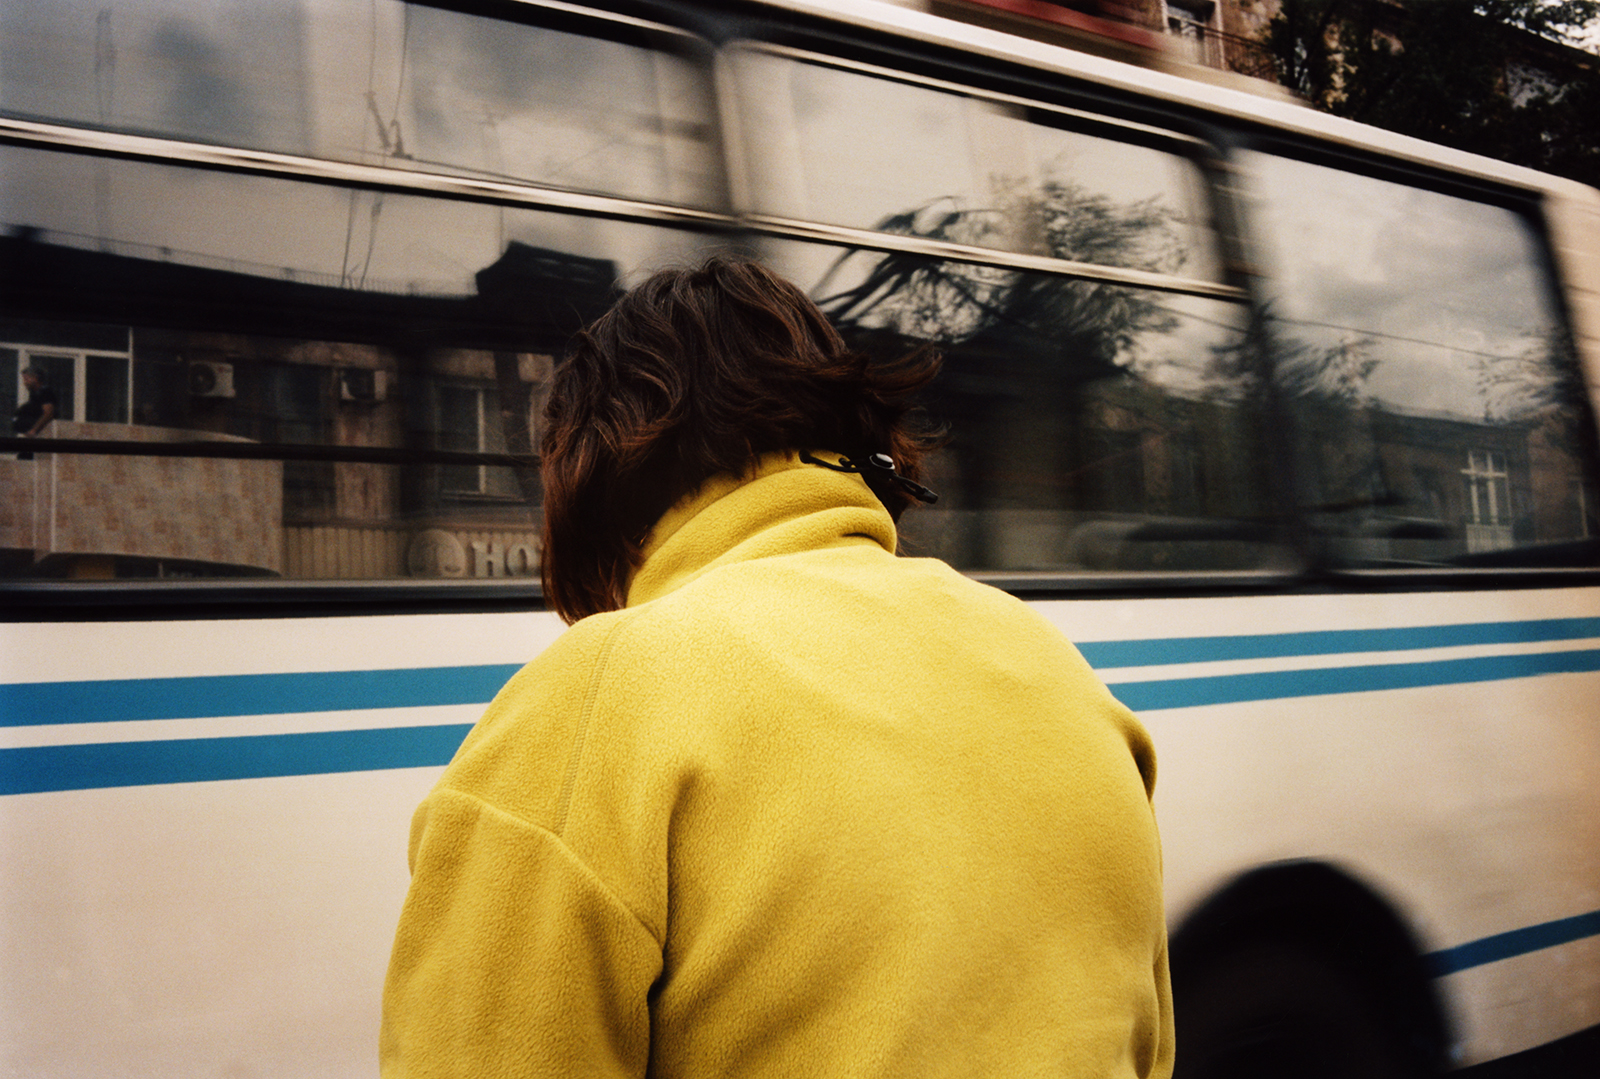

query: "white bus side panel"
(2, 769), (433, 1078)
(1041, 586), (1600, 1065)
(2, 611), (564, 1079)
(4, 589), (1598, 1073)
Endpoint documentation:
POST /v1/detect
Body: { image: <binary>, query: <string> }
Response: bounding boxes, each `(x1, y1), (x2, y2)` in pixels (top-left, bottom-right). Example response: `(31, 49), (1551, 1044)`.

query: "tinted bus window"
(761, 246), (1276, 576)
(1246, 153), (1600, 568)
(736, 50), (1276, 576)
(729, 47), (1222, 281)
(0, 145), (719, 581)
(0, 0), (725, 208)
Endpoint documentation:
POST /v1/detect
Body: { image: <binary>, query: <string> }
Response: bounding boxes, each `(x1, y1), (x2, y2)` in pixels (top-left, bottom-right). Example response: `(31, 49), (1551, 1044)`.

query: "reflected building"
(1294, 400), (1595, 567)
(897, 364), (1596, 575)
(1, 233), (614, 580)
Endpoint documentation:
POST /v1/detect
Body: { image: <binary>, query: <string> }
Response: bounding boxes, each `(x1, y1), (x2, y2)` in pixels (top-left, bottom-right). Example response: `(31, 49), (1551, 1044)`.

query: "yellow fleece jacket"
(381, 452), (1172, 1078)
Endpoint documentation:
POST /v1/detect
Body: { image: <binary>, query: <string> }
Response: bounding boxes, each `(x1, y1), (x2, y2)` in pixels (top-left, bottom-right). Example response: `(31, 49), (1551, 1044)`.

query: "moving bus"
(3, 0), (1597, 1074)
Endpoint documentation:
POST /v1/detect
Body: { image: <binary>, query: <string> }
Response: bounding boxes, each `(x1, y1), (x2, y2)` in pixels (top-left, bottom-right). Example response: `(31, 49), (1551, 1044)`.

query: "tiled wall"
(2, 422), (282, 573)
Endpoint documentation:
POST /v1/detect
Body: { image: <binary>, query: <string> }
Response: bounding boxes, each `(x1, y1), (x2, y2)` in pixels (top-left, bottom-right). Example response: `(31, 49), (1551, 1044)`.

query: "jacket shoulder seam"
(432, 784), (664, 947)
(551, 613), (628, 838)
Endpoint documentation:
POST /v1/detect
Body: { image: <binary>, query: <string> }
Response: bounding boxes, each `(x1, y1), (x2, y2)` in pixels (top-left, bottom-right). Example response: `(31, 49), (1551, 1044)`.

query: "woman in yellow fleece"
(381, 258), (1172, 1078)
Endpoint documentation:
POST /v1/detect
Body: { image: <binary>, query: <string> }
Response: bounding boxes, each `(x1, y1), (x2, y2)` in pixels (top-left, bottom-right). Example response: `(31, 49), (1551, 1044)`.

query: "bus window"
(736, 49), (1276, 576)
(759, 240), (1279, 576)
(1246, 153), (1600, 568)
(729, 47), (1221, 281)
(0, 0), (725, 209)
(0, 144), (718, 581)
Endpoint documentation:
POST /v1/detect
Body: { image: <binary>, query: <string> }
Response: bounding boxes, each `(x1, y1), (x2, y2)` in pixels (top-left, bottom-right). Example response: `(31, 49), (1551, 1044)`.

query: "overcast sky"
(1242, 151), (1563, 421)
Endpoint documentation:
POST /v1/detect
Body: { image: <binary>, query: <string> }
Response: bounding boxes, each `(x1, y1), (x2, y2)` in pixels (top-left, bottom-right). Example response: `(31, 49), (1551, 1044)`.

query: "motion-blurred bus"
(2, 1), (1597, 1075)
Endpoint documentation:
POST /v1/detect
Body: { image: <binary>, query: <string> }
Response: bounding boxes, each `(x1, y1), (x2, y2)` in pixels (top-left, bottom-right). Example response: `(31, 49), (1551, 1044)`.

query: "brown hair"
(540, 256), (940, 623)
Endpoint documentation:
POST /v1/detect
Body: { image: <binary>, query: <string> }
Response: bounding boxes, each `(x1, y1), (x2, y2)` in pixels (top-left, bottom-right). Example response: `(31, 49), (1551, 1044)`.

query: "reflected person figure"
(380, 258), (1172, 1078)
(12, 365), (58, 461)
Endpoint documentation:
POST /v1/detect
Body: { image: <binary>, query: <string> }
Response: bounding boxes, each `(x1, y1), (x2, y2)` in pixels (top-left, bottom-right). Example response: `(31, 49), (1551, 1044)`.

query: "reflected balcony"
(0, 421), (282, 578)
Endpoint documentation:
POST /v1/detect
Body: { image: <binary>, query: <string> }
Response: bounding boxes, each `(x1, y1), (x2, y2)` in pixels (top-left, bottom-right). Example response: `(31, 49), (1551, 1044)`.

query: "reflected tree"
(809, 181), (1197, 565)
(1276, 333), (1379, 404)
(1203, 305), (1377, 406)
(1476, 326), (1584, 424)
(815, 181), (1185, 378)
(1201, 306), (1392, 521)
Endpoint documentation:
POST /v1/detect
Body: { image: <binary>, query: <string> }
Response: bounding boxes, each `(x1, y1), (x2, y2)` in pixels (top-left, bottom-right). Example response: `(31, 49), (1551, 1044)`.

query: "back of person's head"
(540, 255), (939, 623)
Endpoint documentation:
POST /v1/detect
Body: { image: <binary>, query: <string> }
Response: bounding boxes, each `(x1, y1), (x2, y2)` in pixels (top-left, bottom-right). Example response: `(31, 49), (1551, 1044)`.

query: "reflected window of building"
(1165, 1), (1222, 67)
(23, 353), (77, 421)
(427, 379), (519, 501)
(0, 144), (720, 582)
(436, 382), (490, 495)
(86, 353), (131, 422)
(1463, 449), (1513, 552)
(2, 324), (134, 426)
(1246, 151), (1600, 568)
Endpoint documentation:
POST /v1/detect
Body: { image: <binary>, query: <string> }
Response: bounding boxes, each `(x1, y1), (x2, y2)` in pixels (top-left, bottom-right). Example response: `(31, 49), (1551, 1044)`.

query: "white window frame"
(1164, 0), (1223, 68)
(1462, 449), (1513, 552)
(4, 331), (134, 425)
(436, 381), (520, 499)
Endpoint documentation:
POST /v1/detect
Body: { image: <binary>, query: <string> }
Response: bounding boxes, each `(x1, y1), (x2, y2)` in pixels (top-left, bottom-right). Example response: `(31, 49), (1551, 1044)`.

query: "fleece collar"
(625, 451), (898, 608)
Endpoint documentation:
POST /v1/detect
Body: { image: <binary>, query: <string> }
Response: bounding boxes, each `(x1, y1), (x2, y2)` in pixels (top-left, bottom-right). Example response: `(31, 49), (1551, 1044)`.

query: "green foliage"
(1264, 0), (1600, 188)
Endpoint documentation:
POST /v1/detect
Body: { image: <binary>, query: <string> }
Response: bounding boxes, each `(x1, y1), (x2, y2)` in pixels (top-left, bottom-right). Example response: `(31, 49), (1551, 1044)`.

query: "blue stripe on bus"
(1076, 616), (1600, 669)
(0, 724), (475, 795)
(0, 664), (524, 728)
(6, 731), (1596, 981)
(1108, 647), (1600, 712)
(5, 639), (1600, 733)
(1425, 910), (1600, 976)
(2, 647), (1597, 796)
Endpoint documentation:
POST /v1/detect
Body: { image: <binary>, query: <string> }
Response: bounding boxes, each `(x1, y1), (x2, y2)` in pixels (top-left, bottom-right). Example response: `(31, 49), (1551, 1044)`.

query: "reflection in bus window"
(1247, 154), (1600, 567)
(5, 3), (1600, 1075)
(0, 0), (724, 207)
(2, 324), (132, 430)
(766, 240), (1276, 574)
(738, 52), (1265, 575)
(730, 48), (1220, 280)
(0, 145), (720, 581)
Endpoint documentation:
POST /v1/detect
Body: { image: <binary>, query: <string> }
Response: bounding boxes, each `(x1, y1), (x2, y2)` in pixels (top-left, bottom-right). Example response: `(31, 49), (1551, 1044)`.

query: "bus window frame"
(1228, 133), (1600, 583)
(716, 40), (1246, 303)
(4, 6), (1599, 609)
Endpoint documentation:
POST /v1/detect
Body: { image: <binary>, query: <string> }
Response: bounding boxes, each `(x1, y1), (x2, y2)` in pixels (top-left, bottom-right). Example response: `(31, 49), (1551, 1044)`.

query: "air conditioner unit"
(339, 367), (388, 403)
(188, 361), (235, 398)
